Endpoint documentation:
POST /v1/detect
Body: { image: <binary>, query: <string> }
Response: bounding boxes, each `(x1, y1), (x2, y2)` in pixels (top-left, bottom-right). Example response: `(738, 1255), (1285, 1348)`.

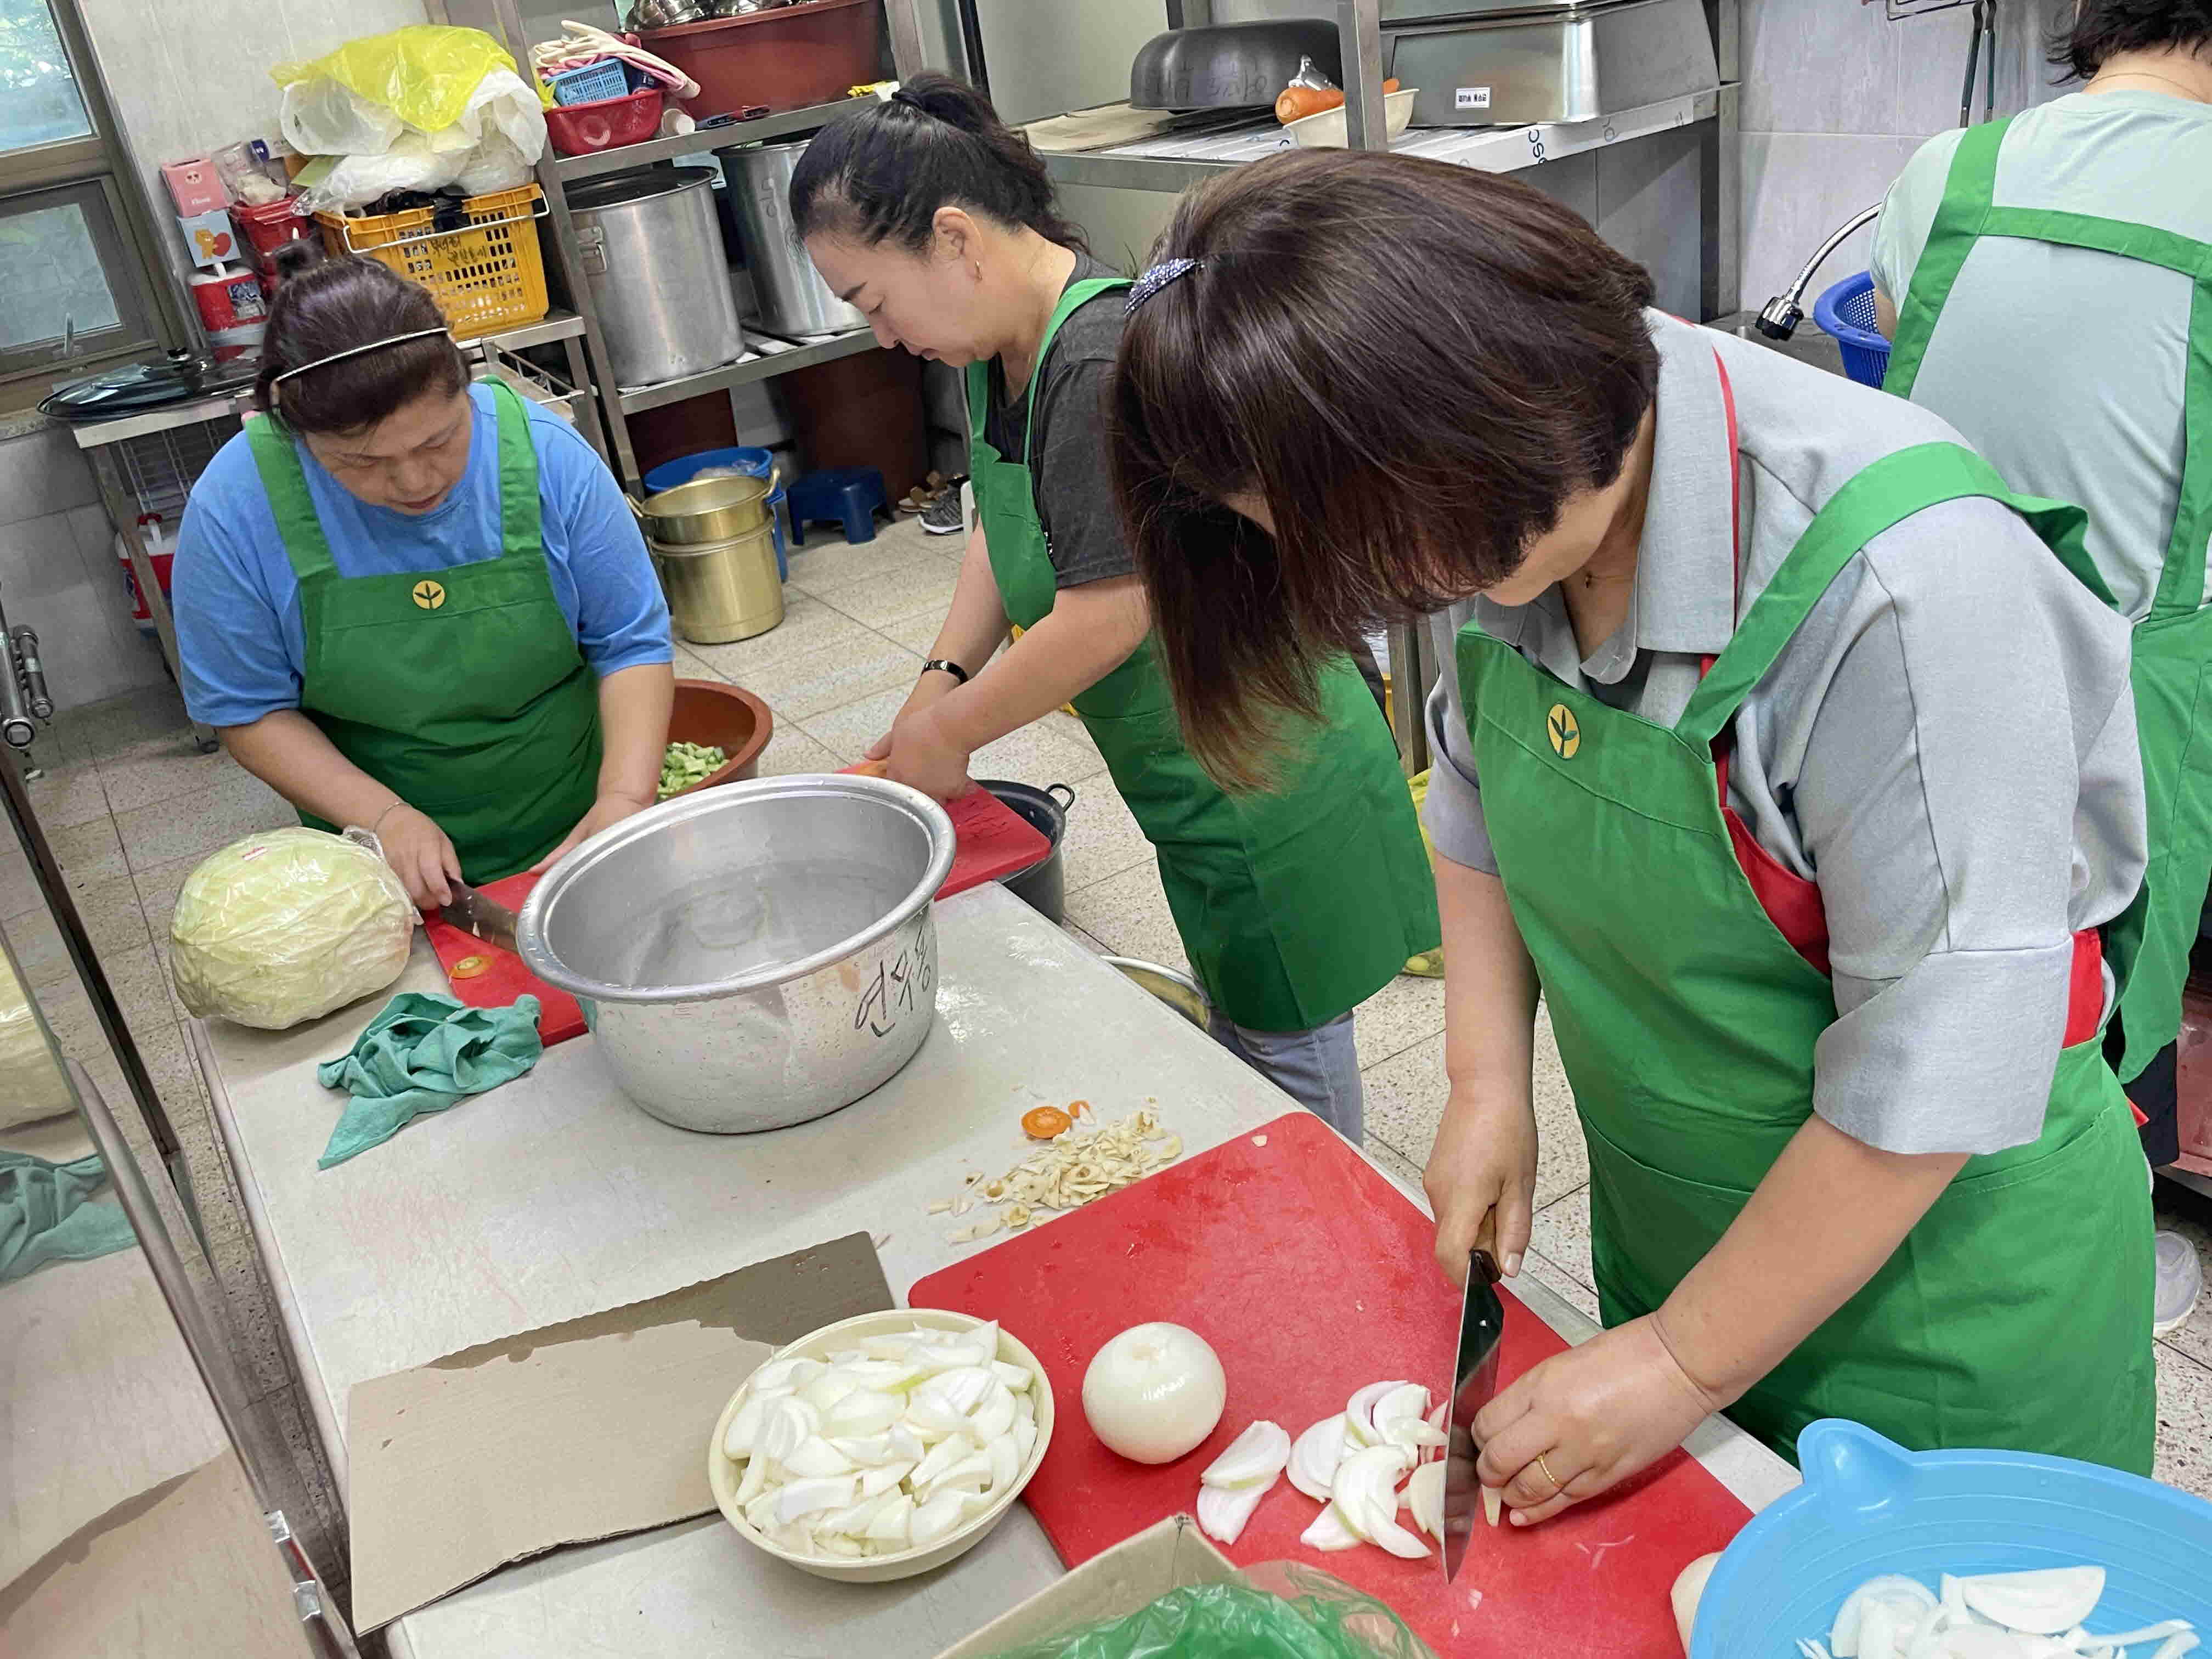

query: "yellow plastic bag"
(273, 26), (517, 135)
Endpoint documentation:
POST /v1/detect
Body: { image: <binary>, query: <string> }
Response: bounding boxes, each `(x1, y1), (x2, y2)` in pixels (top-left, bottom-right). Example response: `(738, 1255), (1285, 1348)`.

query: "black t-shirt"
(982, 253), (1135, 590)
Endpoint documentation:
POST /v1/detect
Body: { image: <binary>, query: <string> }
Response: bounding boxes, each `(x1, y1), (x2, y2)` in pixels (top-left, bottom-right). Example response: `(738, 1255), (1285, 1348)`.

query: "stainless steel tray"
(1384, 0), (1717, 125)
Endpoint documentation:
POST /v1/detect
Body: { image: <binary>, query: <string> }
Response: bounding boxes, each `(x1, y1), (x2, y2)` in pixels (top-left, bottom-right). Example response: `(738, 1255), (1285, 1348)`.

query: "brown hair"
(1108, 149), (1657, 788)
(788, 72), (1090, 255)
(253, 242), (469, 435)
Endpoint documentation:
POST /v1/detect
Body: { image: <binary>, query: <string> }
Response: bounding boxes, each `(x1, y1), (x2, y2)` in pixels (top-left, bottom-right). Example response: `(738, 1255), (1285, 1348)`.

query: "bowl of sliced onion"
(707, 1308), (1055, 1582)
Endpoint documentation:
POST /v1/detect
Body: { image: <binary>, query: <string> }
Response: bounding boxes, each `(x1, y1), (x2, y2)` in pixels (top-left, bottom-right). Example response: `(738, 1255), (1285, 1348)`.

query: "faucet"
(1756, 204), (1883, 341)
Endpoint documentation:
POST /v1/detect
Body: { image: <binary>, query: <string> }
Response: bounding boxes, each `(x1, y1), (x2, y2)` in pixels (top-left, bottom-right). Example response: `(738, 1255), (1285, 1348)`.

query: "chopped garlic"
(939, 1108), (1184, 1245)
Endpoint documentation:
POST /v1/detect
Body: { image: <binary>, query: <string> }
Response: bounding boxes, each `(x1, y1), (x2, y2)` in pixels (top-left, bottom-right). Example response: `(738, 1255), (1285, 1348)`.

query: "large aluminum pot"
(516, 776), (955, 1133)
(567, 167), (744, 386)
(718, 138), (867, 337)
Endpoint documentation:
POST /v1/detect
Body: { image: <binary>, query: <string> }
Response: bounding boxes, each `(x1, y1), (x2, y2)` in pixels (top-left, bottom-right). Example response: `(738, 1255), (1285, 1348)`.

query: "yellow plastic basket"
(314, 184), (549, 340)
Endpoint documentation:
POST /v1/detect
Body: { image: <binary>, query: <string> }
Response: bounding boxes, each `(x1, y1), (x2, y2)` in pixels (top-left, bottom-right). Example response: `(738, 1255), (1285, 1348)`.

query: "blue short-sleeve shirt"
(174, 383), (672, 729)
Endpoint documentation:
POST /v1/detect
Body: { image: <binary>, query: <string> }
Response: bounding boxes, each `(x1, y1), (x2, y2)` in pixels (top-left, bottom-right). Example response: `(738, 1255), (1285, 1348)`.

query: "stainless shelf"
(617, 328), (880, 414)
(475, 308), (588, 352)
(1040, 87), (1724, 195)
(555, 96), (878, 183)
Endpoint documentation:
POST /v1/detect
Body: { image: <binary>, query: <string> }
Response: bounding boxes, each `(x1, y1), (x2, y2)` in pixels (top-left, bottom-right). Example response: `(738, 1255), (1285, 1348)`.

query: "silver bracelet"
(369, 799), (407, 836)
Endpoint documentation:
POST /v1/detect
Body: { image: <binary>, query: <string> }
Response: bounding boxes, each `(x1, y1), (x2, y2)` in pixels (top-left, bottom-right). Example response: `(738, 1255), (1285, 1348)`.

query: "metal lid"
(565, 166), (718, 212)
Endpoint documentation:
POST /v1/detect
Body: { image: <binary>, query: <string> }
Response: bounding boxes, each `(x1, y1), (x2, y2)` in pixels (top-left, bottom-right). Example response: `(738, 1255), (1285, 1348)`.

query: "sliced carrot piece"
(1021, 1105), (1074, 1140)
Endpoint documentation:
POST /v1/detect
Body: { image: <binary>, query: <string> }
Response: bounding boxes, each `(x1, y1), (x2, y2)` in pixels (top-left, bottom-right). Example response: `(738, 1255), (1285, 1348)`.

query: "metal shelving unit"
(438, 0), (935, 488)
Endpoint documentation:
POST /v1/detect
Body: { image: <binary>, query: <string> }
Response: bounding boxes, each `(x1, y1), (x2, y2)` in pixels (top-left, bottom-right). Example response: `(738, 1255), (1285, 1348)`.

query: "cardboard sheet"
(0, 1451), (309, 1659)
(347, 1231), (894, 1632)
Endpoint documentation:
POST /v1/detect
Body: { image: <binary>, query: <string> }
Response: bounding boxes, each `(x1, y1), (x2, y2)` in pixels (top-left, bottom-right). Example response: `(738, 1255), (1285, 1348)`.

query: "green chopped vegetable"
(657, 741), (728, 800)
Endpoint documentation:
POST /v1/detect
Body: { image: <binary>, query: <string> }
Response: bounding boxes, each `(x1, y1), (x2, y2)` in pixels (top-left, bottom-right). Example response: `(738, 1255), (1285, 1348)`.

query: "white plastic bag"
(291, 68), (545, 212)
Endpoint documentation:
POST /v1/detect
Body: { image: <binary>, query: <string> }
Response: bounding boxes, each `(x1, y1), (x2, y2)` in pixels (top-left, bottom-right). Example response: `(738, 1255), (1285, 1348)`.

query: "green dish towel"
(1, 1150), (137, 1282)
(317, 992), (544, 1170)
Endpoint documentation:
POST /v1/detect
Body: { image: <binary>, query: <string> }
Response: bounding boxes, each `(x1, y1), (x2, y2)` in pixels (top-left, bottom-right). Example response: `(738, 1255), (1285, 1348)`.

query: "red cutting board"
(912, 1111), (1752, 1656)
(837, 766), (1051, 898)
(421, 871), (589, 1046)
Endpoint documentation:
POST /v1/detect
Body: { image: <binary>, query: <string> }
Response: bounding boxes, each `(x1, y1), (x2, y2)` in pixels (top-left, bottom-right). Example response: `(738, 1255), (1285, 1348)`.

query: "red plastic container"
(639, 0), (884, 115)
(232, 196), (312, 262)
(544, 87), (665, 157)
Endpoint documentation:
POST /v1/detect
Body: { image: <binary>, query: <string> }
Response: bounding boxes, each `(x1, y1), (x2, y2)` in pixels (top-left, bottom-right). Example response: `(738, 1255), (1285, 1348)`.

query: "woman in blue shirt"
(175, 249), (673, 907)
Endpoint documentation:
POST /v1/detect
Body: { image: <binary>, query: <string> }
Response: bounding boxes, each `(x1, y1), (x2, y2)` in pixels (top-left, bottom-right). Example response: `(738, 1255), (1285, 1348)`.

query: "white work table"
(194, 884), (1796, 1656)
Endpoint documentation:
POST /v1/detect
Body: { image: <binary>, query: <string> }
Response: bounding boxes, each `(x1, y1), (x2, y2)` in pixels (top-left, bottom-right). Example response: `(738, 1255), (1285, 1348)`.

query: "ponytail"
(788, 72), (1090, 255)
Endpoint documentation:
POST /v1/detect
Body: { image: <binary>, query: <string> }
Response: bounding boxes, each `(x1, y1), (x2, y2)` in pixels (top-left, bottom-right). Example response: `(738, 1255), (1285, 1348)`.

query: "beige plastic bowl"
(1287, 86), (1418, 148)
(706, 1308), (1056, 1583)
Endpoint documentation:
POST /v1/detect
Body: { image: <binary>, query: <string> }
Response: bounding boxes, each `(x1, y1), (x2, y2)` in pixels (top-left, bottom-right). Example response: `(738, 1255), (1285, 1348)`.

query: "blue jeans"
(1208, 1011), (1363, 1141)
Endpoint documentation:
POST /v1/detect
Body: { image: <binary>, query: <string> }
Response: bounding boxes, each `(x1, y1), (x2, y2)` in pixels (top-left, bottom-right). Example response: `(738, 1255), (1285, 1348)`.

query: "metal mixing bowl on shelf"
(517, 775), (955, 1132)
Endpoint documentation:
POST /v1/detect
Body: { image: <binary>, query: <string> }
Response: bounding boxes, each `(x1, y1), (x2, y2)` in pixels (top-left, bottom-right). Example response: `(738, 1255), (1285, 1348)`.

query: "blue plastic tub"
(549, 59), (630, 106)
(642, 446), (788, 580)
(1694, 1420), (2212, 1657)
(1815, 270), (1893, 390)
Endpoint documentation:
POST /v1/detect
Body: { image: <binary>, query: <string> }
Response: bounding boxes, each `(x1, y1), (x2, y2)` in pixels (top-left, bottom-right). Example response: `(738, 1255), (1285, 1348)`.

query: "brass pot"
(630, 472), (773, 548)
(648, 524), (784, 645)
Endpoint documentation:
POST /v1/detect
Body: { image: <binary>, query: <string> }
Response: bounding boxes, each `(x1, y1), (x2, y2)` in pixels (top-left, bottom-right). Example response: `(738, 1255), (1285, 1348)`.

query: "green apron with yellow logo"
(245, 379), (601, 884)
(1888, 112), (2212, 1085)
(1457, 430), (2154, 1469)
(968, 277), (1439, 1030)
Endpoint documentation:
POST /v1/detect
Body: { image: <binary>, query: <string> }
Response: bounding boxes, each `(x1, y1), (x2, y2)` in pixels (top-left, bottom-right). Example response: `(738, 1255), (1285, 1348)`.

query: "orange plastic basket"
(314, 184), (549, 340)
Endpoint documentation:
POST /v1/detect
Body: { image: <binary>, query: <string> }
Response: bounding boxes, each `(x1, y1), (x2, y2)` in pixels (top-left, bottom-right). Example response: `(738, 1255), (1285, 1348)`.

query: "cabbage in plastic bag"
(170, 828), (414, 1031)
(980, 1565), (1435, 1659)
(0, 944), (72, 1130)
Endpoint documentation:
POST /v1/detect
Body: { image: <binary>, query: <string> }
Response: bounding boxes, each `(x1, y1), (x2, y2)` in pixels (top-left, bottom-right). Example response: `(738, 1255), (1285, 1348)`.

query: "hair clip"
(1126, 257), (1203, 314)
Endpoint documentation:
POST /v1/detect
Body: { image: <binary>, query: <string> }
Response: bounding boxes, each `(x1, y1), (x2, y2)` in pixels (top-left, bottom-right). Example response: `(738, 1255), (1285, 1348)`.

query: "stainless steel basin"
(516, 776), (956, 1133)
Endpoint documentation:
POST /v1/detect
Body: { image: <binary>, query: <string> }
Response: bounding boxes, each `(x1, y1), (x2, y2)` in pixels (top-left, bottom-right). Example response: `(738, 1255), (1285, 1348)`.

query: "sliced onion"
(1833, 1575), (1940, 1657)
(1201, 1420), (1291, 1490)
(986, 1434), (1020, 1493)
(1371, 1384), (1431, 1452)
(859, 1459), (915, 1499)
(1196, 1480), (1268, 1545)
(772, 1475), (857, 1526)
(908, 1488), (969, 1547)
(780, 1435), (856, 1479)
(1334, 1443), (1425, 1559)
(1342, 1381), (1406, 1448)
(750, 1357), (827, 1395)
(802, 1370), (861, 1415)
(972, 1381), (1017, 1444)
(816, 1493), (890, 1538)
(991, 1360), (1034, 1392)
(1956, 1570), (2106, 1638)
(865, 1493), (913, 1546)
(759, 1396), (821, 1464)
(1406, 1460), (1444, 1539)
(928, 1452), (995, 1496)
(1287, 1415), (1346, 1500)
(735, 1448), (770, 1505)
(722, 1395), (766, 1459)
(1300, 1501), (1364, 1551)
(1012, 1415), (1039, 1465)
(831, 1434), (898, 1467)
(824, 1387), (901, 1439)
(889, 1424), (926, 1464)
(910, 1432), (975, 1490)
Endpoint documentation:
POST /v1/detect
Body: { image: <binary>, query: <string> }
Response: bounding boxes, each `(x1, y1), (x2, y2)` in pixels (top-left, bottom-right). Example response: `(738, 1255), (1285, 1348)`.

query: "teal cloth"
(316, 991), (544, 1169)
(1, 1150), (137, 1282)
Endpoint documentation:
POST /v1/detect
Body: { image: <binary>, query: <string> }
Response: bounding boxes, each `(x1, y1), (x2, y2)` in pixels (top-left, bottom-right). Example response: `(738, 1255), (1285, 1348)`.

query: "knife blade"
(1442, 1246), (1506, 1582)
(439, 882), (518, 955)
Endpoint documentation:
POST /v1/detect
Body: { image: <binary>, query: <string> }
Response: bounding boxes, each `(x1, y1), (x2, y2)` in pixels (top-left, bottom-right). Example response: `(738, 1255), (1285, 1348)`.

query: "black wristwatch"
(921, 658), (970, 686)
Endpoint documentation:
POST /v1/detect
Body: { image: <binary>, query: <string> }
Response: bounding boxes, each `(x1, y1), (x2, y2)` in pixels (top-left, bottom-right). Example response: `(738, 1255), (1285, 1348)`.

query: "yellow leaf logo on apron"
(1547, 703), (1580, 759)
(412, 580), (447, 611)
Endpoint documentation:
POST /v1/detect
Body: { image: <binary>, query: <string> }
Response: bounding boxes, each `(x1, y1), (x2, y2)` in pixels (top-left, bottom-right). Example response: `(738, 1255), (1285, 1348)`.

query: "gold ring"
(1536, 1452), (1564, 1496)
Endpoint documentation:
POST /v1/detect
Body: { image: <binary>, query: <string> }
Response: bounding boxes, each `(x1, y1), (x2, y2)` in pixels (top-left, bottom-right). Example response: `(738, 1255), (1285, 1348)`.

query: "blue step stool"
(787, 467), (889, 546)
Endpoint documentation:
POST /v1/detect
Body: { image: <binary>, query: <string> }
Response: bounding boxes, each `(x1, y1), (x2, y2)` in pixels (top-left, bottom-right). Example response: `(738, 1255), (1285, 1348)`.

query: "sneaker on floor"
(2154, 1229), (2203, 1338)
(919, 486), (967, 536)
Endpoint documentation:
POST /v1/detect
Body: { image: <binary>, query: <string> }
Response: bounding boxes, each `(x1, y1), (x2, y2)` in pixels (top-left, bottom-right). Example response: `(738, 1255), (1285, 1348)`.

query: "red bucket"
(545, 87), (664, 157)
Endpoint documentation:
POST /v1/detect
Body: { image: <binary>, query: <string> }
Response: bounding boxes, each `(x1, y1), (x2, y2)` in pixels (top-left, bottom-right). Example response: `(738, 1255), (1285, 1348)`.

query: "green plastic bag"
(980, 1567), (1435, 1659)
(273, 26), (517, 134)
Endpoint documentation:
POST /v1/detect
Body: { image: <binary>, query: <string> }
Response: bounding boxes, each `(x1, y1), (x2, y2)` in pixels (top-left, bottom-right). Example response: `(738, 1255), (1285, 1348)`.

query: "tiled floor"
(8, 511), (2211, 1616)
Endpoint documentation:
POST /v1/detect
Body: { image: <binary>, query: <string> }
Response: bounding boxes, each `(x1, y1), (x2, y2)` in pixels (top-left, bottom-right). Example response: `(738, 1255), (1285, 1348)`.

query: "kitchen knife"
(439, 882), (519, 955)
(1442, 1246), (1506, 1582)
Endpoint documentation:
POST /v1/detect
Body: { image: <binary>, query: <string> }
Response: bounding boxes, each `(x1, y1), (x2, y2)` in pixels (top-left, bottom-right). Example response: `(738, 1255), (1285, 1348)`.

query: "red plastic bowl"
(545, 87), (665, 157)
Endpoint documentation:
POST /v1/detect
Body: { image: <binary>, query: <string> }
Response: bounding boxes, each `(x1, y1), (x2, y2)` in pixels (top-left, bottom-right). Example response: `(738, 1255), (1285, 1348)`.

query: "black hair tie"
(889, 87), (931, 116)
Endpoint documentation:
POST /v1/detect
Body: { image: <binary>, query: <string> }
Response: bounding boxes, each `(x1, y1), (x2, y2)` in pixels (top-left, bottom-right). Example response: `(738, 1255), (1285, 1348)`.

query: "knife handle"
(1469, 1248), (1502, 1286)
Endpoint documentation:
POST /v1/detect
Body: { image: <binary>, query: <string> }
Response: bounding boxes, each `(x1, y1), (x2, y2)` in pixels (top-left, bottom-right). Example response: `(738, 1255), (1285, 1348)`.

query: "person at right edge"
(1872, 0), (2211, 1336)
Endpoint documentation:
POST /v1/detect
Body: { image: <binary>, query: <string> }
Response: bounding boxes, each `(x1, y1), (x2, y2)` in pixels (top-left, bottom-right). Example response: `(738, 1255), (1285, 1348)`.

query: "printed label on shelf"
(1456, 86), (1493, 109)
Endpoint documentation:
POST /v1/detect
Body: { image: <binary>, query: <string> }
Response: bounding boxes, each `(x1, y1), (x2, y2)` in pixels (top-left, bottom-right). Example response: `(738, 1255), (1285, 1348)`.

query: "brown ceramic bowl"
(667, 679), (774, 795)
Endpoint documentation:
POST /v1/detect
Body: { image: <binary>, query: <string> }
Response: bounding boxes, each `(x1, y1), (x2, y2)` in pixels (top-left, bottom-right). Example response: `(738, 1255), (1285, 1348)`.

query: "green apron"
(1457, 424), (2155, 1471)
(245, 380), (602, 884)
(968, 277), (1439, 1031)
(1888, 113), (2212, 1083)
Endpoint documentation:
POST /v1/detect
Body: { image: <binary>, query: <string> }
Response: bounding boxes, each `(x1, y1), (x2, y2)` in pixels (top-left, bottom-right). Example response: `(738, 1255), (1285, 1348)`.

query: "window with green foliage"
(0, 0), (168, 388)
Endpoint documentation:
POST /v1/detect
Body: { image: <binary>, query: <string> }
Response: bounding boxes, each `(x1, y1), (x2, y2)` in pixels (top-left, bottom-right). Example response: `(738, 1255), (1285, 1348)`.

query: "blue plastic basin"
(1695, 1420), (2212, 1657)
